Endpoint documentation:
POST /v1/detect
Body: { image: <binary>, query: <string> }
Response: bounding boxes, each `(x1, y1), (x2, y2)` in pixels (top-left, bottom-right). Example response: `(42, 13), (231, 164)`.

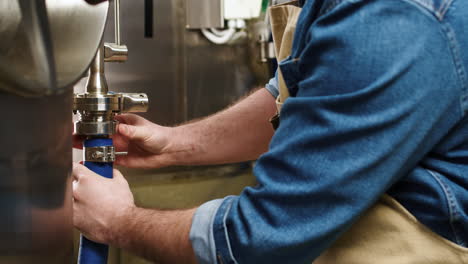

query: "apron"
(268, 2), (468, 263)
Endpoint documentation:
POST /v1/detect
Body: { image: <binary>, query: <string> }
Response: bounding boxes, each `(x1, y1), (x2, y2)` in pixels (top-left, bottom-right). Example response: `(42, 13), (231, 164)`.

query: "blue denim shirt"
(190, 1), (468, 263)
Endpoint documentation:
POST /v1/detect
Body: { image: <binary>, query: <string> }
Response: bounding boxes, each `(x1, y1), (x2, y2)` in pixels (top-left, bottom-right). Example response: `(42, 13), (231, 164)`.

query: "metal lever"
(104, 43), (127, 62)
(120, 93), (149, 112)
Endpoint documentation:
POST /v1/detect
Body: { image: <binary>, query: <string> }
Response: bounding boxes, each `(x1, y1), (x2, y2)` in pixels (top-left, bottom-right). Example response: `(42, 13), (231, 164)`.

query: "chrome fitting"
(120, 93), (149, 112)
(104, 43), (128, 62)
(75, 120), (116, 136)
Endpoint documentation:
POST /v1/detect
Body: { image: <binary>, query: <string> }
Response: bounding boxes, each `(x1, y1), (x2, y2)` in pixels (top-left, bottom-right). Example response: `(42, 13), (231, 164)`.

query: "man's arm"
(194, 2), (465, 264)
(111, 88), (277, 168)
(72, 163), (197, 264)
(169, 87), (277, 165)
(114, 207), (197, 264)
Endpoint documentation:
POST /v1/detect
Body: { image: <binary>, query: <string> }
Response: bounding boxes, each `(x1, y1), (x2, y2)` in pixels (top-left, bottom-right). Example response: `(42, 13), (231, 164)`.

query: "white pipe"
(201, 28), (236, 45)
(210, 28), (231, 37)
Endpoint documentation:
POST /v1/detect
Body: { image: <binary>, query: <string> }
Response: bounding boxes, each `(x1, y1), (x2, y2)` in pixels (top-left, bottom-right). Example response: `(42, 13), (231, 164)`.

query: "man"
(73, 0), (468, 263)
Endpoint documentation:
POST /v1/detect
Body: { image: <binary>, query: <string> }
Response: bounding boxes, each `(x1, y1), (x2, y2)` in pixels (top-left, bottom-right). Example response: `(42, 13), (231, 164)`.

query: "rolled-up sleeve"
(189, 198), (225, 264)
(264, 71), (279, 99)
(190, 1), (464, 264)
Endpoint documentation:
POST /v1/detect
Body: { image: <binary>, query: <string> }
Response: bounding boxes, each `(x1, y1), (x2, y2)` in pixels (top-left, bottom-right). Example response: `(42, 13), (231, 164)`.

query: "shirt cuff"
(265, 71), (279, 99)
(190, 198), (225, 264)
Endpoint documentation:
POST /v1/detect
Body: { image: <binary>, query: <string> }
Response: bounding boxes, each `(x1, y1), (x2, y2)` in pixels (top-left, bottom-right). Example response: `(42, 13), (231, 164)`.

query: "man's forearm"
(166, 88), (277, 166)
(112, 206), (198, 264)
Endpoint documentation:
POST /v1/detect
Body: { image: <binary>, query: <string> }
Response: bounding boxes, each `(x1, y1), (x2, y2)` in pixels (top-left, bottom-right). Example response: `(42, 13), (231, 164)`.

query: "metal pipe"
(114, 0), (120, 45)
(85, 45), (108, 95)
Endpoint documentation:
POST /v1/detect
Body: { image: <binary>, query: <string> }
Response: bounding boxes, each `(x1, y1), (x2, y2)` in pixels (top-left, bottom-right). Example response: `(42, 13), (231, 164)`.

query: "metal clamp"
(84, 146), (116, 163)
(84, 146), (128, 162)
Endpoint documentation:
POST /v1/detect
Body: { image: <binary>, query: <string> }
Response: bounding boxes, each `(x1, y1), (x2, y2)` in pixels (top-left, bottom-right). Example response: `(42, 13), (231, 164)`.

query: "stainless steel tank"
(0, 1), (108, 262)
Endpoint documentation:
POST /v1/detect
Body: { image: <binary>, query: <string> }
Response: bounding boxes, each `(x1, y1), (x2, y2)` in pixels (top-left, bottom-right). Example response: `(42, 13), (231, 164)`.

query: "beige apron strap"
(314, 195), (468, 264)
(269, 1), (302, 113)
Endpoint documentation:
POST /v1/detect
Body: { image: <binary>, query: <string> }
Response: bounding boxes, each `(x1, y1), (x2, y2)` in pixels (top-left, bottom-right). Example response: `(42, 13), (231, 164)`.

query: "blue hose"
(78, 138), (113, 264)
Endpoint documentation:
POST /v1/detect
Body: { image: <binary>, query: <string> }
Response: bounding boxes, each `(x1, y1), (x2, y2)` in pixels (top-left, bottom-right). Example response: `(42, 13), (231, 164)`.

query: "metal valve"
(73, 91), (149, 136)
(73, 0), (149, 137)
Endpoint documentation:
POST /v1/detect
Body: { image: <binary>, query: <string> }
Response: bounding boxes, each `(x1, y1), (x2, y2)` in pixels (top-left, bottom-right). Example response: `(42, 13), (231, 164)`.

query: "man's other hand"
(113, 114), (174, 168)
(72, 163), (134, 244)
(73, 114), (175, 169)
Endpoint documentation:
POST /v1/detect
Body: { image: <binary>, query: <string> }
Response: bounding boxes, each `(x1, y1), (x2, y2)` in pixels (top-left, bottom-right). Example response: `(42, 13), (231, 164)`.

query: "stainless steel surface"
(0, 0), (109, 96)
(74, 94), (121, 112)
(85, 146), (117, 163)
(75, 119), (117, 136)
(186, 0), (224, 29)
(19, 1), (56, 93)
(73, 93), (148, 113)
(0, 91), (74, 263)
(86, 46), (109, 95)
(0, 1), (109, 262)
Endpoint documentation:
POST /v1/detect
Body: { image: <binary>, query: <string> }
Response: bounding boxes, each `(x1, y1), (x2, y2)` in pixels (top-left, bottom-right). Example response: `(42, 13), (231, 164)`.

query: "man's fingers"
(72, 163), (85, 201)
(112, 169), (128, 184)
(112, 133), (129, 152)
(72, 162), (84, 181)
(118, 123), (150, 142)
(72, 162), (98, 181)
(73, 201), (85, 232)
(114, 114), (148, 126)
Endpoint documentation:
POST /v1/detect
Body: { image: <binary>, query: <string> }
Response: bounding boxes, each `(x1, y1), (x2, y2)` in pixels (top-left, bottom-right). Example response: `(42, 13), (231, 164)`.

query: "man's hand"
(72, 163), (135, 244)
(72, 162), (198, 263)
(112, 114), (176, 168)
(74, 114), (176, 169)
